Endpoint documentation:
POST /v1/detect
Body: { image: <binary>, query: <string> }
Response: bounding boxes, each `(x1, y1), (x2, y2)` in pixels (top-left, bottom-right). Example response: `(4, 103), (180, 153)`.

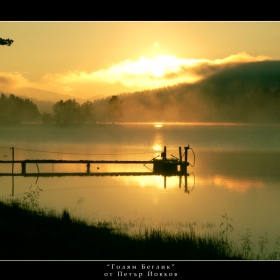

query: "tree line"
(43, 95), (122, 125)
(0, 94), (40, 125)
(48, 99), (96, 124)
(0, 93), (123, 125)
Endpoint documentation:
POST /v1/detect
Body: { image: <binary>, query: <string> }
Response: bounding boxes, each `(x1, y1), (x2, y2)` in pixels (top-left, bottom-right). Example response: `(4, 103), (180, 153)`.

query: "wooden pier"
(0, 146), (193, 177)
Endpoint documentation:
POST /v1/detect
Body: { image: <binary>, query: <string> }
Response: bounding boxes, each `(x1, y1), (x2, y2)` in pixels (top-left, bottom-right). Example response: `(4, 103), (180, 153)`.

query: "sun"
(153, 144), (162, 151)
(152, 64), (165, 77)
(136, 55), (182, 78)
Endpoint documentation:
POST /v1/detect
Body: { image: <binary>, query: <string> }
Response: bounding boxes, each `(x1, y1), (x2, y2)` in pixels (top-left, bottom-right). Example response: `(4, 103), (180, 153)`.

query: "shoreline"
(0, 198), (242, 260)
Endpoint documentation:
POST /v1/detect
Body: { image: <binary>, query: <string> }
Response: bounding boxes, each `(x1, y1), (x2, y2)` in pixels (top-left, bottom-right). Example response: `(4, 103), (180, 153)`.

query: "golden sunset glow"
(2, 21), (280, 261)
(153, 123), (163, 128)
(213, 175), (265, 193)
(199, 175), (265, 193)
(152, 131), (164, 157)
(21, 53), (271, 97)
(121, 175), (182, 190)
(0, 22), (278, 101)
(153, 144), (162, 152)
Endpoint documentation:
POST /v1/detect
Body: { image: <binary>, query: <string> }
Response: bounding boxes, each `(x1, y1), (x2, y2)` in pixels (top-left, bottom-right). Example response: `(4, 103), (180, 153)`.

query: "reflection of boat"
(7, 172), (195, 197)
(153, 146), (192, 175)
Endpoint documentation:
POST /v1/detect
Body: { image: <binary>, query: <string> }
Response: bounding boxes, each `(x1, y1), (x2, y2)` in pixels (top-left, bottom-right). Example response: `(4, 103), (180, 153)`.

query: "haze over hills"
(11, 87), (86, 103)
(94, 60), (280, 123)
(191, 60), (280, 122)
(12, 87), (106, 104)
(0, 87), (106, 114)
(1, 60), (280, 123)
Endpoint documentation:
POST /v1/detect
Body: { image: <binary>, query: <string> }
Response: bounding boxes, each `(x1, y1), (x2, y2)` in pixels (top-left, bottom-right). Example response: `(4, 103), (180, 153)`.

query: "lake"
(1, 122), (280, 253)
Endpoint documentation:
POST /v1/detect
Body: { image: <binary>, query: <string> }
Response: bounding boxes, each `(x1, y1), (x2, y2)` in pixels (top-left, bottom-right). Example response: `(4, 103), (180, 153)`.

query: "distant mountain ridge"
(11, 87), (86, 103)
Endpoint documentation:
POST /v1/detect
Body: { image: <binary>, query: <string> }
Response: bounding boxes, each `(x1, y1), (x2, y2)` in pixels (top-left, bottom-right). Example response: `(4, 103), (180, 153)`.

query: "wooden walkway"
(0, 146), (191, 176)
(0, 172), (160, 177)
(0, 160), (153, 164)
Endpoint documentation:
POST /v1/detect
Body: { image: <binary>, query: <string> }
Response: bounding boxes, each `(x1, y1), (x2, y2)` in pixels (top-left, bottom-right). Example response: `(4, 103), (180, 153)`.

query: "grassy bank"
(0, 198), (244, 260)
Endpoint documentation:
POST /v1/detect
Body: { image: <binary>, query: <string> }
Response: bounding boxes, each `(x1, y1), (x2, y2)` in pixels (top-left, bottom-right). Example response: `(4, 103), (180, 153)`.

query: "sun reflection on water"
(153, 122), (163, 128)
(152, 130), (164, 158)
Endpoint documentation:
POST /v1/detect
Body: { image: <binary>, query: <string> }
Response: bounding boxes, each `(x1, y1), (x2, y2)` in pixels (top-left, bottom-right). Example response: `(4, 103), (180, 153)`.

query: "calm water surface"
(1, 123), (280, 252)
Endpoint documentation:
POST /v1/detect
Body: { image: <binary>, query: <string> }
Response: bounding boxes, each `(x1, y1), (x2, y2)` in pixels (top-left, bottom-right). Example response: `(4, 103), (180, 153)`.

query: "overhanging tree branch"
(0, 38), (14, 46)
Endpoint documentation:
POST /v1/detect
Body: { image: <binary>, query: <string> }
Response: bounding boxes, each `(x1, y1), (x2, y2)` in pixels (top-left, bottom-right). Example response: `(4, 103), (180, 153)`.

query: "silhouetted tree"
(0, 38), (13, 46)
(79, 101), (96, 123)
(53, 99), (80, 124)
(0, 93), (40, 124)
(108, 95), (123, 124)
(41, 112), (54, 124)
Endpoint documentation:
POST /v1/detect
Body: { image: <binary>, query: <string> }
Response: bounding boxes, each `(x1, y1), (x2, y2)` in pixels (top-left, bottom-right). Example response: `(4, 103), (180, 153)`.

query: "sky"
(0, 21), (280, 101)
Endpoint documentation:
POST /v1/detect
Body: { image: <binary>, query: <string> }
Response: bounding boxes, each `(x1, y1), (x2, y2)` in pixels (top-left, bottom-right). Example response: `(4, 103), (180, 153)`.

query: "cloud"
(0, 53), (272, 98)
(0, 72), (31, 90)
(213, 52), (270, 64)
(174, 52), (271, 81)
(42, 52), (271, 89)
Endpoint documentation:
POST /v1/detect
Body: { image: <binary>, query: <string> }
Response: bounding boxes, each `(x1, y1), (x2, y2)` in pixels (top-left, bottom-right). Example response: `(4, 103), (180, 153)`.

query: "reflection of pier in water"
(0, 146), (195, 196)
(5, 173), (194, 197)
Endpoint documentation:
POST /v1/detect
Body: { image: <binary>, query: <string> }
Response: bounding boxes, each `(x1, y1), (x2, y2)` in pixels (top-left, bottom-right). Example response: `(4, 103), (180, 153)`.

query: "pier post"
(86, 162), (90, 174)
(179, 147), (182, 174)
(10, 147), (14, 174)
(183, 146), (190, 174)
(179, 147), (182, 162)
(161, 146), (167, 160)
(10, 147), (15, 196)
(21, 162), (26, 175)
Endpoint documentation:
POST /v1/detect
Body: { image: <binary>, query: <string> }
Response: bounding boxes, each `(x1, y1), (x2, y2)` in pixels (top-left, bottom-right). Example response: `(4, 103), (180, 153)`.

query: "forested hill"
(194, 60), (280, 122)
(94, 60), (280, 123)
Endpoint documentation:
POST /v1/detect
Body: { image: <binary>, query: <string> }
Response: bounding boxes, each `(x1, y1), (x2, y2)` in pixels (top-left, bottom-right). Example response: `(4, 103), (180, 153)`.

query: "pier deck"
(0, 160), (153, 164)
(0, 146), (191, 176)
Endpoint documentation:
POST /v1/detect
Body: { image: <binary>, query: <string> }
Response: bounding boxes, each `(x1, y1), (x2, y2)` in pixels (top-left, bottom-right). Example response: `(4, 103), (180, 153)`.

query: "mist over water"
(1, 122), (280, 252)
